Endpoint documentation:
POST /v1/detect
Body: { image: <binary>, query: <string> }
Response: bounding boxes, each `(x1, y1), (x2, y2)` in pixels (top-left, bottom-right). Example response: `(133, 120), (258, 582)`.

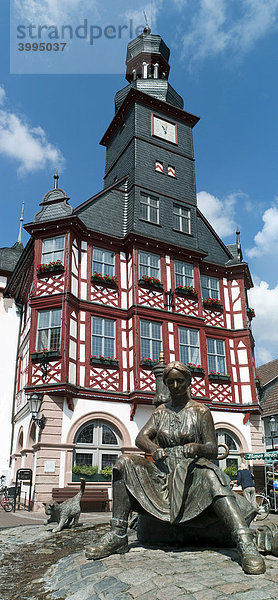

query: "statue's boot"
(85, 517), (128, 560)
(232, 528), (266, 574)
(214, 496), (265, 574)
(86, 476), (131, 560)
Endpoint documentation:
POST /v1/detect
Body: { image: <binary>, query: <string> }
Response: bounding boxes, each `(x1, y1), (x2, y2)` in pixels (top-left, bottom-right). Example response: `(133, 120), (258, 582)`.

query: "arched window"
(216, 429), (240, 472)
(73, 420), (121, 470)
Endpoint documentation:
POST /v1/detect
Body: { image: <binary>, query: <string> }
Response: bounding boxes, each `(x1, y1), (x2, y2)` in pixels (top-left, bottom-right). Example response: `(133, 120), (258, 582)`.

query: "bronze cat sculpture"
(43, 478), (85, 532)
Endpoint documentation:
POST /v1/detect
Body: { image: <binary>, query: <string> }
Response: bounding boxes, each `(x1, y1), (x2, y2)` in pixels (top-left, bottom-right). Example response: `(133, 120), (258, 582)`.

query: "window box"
(72, 473), (111, 483)
(187, 363), (205, 376)
(31, 349), (61, 362)
(36, 261), (64, 277)
(91, 272), (118, 287)
(140, 358), (158, 369)
(203, 298), (223, 311)
(208, 372), (231, 383)
(247, 307), (255, 321)
(175, 285), (198, 299)
(138, 276), (163, 290)
(90, 356), (119, 368)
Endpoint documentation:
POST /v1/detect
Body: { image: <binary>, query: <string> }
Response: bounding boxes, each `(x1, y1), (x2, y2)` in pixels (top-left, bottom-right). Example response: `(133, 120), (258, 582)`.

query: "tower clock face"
(153, 116), (177, 144)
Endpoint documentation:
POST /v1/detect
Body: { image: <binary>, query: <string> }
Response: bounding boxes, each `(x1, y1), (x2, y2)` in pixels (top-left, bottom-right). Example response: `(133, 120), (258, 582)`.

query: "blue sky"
(1, 0), (278, 366)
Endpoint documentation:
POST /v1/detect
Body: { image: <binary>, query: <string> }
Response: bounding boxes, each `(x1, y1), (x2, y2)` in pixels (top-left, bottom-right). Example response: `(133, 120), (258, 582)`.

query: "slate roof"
(34, 187), (73, 223)
(115, 80), (184, 112)
(257, 360), (278, 418)
(0, 242), (24, 274)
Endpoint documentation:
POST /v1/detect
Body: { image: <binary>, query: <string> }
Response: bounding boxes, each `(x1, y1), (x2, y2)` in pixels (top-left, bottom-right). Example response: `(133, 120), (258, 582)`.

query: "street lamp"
(27, 392), (46, 430)
(269, 416), (277, 450)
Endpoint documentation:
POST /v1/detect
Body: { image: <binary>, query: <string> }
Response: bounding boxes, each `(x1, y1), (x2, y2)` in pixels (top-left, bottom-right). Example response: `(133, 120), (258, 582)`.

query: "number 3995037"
(18, 43), (67, 52)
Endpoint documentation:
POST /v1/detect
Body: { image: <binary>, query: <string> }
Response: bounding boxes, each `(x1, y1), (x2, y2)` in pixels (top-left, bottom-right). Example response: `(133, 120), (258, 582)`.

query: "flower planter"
(90, 357), (119, 368)
(208, 373), (231, 383)
(72, 473), (111, 482)
(91, 275), (118, 288)
(37, 265), (64, 278)
(138, 278), (163, 290)
(188, 366), (205, 376)
(175, 287), (198, 299)
(31, 351), (61, 363)
(247, 308), (255, 321)
(140, 360), (158, 369)
(203, 300), (223, 311)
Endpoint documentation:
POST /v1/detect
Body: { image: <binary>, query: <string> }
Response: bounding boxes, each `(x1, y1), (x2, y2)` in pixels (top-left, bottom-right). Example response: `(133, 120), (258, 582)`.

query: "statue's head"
(163, 361), (192, 387)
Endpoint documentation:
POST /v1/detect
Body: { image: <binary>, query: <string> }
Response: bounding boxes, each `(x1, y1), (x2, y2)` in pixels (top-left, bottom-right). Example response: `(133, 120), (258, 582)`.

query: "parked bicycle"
(254, 491), (270, 521)
(0, 486), (13, 512)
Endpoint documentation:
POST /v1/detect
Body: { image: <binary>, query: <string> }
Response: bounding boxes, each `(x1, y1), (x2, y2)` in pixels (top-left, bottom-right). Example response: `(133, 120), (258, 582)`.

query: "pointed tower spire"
(143, 11), (151, 35)
(54, 170), (59, 189)
(236, 228), (242, 262)
(17, 201), (24, 244)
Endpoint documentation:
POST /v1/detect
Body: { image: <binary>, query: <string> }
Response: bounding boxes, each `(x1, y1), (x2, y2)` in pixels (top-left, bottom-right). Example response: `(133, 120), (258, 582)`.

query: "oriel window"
(36, 308), (62, 351)
(207, 338), (226, 373)
(41, 235), (65, 264)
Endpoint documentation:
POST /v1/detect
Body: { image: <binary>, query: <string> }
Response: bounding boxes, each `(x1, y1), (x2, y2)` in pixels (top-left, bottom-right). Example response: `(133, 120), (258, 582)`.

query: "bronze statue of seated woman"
(85, 362), (265, 575)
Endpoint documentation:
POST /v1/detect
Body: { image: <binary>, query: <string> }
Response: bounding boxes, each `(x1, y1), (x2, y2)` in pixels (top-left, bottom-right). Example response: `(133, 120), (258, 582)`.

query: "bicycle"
(254, 491), (270, 521)
(0, 486), (13, 512)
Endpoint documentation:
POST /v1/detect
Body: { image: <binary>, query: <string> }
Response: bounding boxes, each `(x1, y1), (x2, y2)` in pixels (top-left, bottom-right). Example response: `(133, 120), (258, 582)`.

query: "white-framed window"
(168, 165), (175, 177)
(140, 192), (159, 224)
(36, 308), (62, 351)
(140, 320), (162, 360)
(174, 260), (194, 288)
(201, 275), (219, 300)
(215, 429), (240, 471)
(207, 338), (226, 373)
(41, 235), (65, 264)
(173, 204), (190, 233)
(93, 247), (115, 277)
(179, 327), (200, 365)
(92, 316), (115, 358)
(155, 160), (164, 174)
(74, 420), (121, 470)
(139, 250), (160, 280)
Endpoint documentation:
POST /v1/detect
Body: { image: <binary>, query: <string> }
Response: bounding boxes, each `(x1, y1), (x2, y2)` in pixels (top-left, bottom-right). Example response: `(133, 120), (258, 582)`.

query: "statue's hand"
(152, 448), (167, 462)
(183, 443), (199, 458)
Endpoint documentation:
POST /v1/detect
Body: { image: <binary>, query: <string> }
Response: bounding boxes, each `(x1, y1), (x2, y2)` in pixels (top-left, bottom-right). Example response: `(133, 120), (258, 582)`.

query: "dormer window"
(41, 235), (65, 264)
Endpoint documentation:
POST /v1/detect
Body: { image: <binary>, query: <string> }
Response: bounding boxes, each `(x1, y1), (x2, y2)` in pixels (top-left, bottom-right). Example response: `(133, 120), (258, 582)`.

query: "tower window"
(173, 204), (190, 234)
(168, 165), (176, 177)
(201, 275), (219, 300)
(140, 320), (162, 361)
(155, 161), (164, 174)
(92, 316), (115, 358)
(174, 260), (194, 288)
(179, 327), (200, 365)
(93, 248), (115, 278)
(140, 193), (159, 225)
(207, 338), (226, 374)
(139, 250), (160, 280)
(41, 235), (65, 264)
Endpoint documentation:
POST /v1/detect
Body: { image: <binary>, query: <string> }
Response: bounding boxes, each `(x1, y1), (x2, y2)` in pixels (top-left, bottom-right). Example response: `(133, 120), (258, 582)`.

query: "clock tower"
(99, 27), (200, 252)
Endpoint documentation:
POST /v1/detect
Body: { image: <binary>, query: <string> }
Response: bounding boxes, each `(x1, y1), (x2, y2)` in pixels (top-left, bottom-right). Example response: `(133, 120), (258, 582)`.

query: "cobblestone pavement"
(0, 514), (278, 600)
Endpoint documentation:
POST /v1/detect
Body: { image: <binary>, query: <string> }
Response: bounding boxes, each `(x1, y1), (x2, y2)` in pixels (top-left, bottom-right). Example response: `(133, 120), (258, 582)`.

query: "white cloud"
(249, 280), (278, 364)
(247, 197), (278, 258)
(15, 0), (98, 23)
(178, 0), (278, 66)
(197, 190), (238, 237)
(0, 85), (64, 175)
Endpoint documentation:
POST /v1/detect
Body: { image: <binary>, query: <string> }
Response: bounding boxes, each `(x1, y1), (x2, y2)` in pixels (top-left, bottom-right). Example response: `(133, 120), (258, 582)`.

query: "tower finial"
(143, 11), (151, 35)
(17, 200), (24, 244)
(54, 170), (59, 189)
(236, 228), (242, 262)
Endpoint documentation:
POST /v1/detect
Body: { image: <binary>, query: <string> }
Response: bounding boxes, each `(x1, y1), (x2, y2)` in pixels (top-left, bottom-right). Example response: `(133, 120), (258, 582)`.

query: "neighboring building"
(0, 239), (24, 482)
(256, 360), (278, 451)
(4, 29), (264, 508)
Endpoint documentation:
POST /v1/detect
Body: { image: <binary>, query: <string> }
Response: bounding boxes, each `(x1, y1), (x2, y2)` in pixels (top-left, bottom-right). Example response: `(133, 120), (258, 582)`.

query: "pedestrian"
(234, 463), (257, 508)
